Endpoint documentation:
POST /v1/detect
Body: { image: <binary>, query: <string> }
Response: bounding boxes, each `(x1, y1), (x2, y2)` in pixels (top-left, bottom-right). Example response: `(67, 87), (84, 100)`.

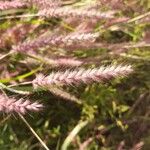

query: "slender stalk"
(0, 51), (15, 60)
(19, 114), (50, 150)
(61, 120), (89, 150)
(127, 11), (150, 23)
(0, 83), (31, 95)
(0, 13), (40, 21)
(0, 114), (11, 125)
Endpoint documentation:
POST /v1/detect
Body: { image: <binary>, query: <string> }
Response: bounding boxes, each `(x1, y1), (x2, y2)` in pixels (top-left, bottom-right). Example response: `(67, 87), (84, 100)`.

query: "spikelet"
(33, 65), (133, 88)
(38, 7), (115, 19)
(0, 94), (43, 114)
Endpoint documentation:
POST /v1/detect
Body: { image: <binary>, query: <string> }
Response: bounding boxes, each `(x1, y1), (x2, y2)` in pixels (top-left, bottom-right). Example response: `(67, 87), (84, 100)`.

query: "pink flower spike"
(38, 7), (115, 19)
(0, 95), (43, 114)
(33, 65), (133, 88)
(0, 0), (26, 10)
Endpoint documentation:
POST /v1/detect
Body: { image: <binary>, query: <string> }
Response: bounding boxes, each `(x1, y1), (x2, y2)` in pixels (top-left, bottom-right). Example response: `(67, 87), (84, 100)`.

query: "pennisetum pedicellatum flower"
(0, 0), (26, 10)
(0, 94), (43, 114)
(33, 65), (133, 88)
(38, 7), (115, 19)
(12, 32), (99, 53)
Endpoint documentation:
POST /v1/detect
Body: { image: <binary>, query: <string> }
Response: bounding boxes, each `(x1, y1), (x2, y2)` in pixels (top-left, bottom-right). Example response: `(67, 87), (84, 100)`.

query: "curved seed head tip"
(0, 94), (43, 114)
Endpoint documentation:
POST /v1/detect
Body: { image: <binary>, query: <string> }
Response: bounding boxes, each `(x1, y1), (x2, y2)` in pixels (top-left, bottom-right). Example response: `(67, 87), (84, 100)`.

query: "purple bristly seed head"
(0, 95), (43, 114)
(33, 65), (133, 88)
(38, 7), (115, 19)
(0, 0), (26, 10)
(12, 32), (98, 53)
